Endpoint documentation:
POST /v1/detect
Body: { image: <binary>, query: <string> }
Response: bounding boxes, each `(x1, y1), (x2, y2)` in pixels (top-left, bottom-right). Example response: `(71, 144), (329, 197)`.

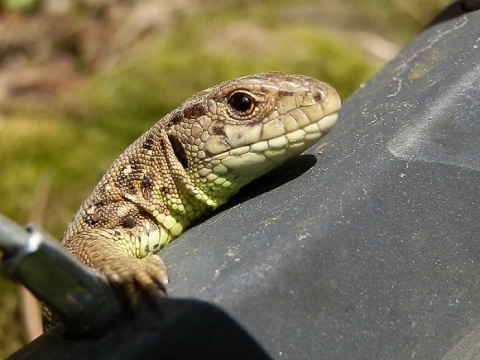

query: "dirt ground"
(0, 0), (190, 110)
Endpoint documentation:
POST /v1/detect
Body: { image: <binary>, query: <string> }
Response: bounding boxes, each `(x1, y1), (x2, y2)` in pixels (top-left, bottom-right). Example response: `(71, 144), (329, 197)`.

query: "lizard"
(58, 72), (341, 309)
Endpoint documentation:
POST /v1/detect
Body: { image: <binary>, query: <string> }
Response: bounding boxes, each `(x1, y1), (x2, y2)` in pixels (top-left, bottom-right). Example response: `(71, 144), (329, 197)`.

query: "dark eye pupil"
(228, 92), (254, 114)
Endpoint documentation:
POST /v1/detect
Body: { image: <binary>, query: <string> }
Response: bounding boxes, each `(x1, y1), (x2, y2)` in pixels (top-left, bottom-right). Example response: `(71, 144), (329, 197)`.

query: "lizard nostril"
(168, 135), (188, 169)
(313, 89), (324, 102)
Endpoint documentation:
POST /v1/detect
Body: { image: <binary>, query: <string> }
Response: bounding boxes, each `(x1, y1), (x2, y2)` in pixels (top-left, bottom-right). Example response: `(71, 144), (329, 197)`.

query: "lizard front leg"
(65, 230), (168, 300)
(42, 229), (168, 330)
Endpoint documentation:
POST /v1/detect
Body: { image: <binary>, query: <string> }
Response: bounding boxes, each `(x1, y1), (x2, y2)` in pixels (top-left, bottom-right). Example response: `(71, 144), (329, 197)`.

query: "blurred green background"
(0, 0), (448, 357)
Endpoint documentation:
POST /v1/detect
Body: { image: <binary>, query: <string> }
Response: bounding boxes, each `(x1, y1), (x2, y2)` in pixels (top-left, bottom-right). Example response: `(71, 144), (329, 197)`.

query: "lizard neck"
(143, 168), (227, 244)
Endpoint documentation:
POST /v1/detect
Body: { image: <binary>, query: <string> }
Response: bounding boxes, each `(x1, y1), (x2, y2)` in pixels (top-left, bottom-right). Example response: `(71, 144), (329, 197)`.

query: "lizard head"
(165, 72), (341, 205)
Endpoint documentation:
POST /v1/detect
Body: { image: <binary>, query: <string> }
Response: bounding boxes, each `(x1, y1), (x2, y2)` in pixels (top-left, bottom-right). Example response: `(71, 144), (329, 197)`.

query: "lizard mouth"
(209, 111), (339, 176)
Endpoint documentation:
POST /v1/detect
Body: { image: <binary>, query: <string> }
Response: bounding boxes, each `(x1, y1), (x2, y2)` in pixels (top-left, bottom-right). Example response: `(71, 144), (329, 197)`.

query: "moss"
(82, 20), (376, 130)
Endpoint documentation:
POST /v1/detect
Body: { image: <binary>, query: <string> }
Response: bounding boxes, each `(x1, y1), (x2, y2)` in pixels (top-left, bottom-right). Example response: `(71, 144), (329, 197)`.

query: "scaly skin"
(61, 72), (341, 299)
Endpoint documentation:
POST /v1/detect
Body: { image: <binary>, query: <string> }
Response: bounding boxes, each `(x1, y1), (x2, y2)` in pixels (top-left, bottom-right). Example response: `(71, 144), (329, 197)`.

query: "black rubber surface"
(9, 298), (272, 360)
(161, 2), (480, 359)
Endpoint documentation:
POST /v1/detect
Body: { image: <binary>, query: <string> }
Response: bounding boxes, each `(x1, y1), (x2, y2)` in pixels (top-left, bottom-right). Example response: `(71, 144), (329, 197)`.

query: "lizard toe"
(98, 254), (168, 304)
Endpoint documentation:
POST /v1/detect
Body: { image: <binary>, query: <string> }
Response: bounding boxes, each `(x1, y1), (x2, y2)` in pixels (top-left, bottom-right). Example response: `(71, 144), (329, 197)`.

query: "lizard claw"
(66, 234), (169, 305)
(100, 254), (168, 304)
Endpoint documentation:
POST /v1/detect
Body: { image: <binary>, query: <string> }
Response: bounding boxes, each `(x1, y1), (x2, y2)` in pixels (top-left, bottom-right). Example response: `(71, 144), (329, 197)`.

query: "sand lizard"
(59, 72), (341, 304)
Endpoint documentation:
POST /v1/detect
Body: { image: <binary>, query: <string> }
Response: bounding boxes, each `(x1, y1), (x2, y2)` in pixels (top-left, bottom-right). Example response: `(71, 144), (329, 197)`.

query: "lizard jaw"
(209, 111), (339, 176)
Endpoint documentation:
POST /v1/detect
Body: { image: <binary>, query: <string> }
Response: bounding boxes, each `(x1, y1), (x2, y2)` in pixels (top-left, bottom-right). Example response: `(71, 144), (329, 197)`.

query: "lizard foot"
(100, 254), (168, 304)
(65, 232), (169, 304)
(42, 253), (168, 330)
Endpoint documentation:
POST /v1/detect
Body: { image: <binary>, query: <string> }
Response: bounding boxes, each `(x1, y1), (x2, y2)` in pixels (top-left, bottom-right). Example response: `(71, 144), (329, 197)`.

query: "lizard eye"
(228, 91), (256, 116)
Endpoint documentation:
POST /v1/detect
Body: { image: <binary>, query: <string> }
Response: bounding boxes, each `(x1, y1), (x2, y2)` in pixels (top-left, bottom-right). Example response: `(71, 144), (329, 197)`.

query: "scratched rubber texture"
(161, 3), (480, 359)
